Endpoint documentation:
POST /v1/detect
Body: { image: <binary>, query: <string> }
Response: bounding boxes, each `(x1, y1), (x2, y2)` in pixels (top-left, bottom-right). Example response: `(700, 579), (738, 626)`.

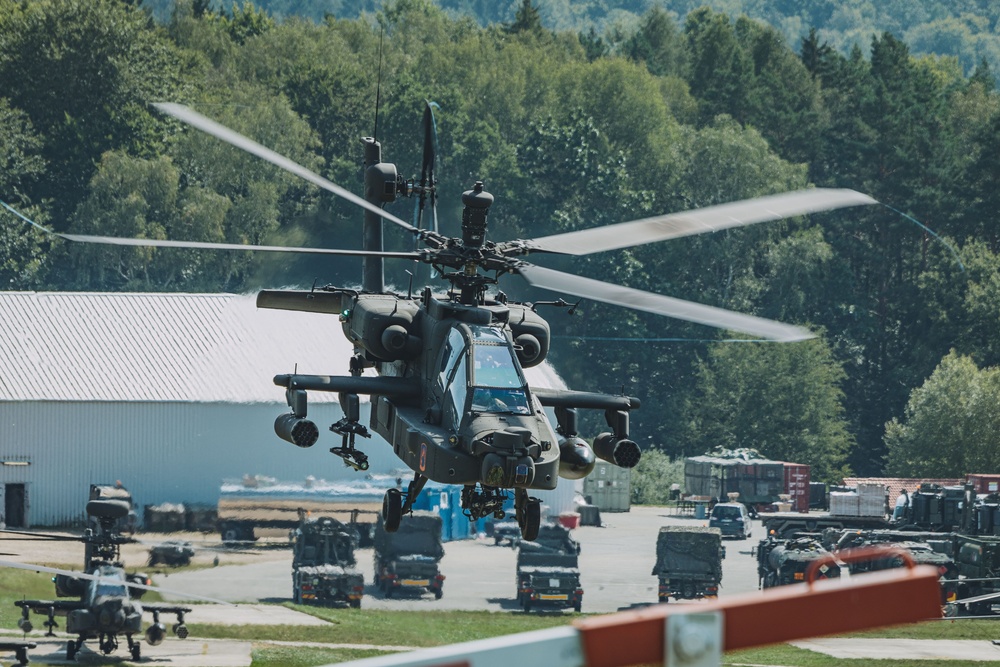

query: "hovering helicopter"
(1, 499), (200, 661)
(15, 101), (876, 542)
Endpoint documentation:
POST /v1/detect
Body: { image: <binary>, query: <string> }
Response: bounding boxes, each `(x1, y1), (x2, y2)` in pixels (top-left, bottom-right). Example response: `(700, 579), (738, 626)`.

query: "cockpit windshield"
(469, 327), (530, 414)
(95, 582), (128, 598)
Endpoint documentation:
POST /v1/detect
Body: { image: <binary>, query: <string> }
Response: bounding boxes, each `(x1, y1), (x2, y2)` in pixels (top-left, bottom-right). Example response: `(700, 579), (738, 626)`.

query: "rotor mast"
(459, 181), (494, 305)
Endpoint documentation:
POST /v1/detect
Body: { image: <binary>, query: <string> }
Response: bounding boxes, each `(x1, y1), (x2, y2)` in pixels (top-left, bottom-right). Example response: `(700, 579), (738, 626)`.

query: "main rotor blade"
(515, 264), (814, 342)
(2, 199), (423, 258)
(153, 103), (420, 236)
(0, 560), (232, 605)
(56, 232), (423, 258)
(521, 188), (876, 256)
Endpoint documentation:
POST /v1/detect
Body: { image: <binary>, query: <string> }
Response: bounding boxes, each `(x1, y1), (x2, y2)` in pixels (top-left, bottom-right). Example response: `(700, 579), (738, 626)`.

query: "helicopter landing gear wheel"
(515, 491), (540, 542)
(66, 640), (77, 661)
(382, 488), (402, 532)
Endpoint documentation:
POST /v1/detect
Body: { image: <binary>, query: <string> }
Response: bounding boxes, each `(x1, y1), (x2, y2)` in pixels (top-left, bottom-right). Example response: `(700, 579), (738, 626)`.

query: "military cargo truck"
(373, 511), (445, 599)
(833, 529), (959, 610)
(954, 534), (1000, 615)
(755, 535), (840, 588)
(516, 523), (583, 612)
(652, 526), (724, 602)
(291, 515), (364, 607)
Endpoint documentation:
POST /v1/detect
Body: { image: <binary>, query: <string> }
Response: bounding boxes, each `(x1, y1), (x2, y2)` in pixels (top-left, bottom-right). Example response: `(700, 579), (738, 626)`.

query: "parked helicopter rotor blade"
(0, 559), (234, 605)
(413, 100), (440, 247)
(422, 100), (440, 235)
(0, 529), (81, 541)
(153, 103), (420, 236)
(55, 232), (424, 258)
(514, 263), (814, 342)
(519, 188), (876, 256)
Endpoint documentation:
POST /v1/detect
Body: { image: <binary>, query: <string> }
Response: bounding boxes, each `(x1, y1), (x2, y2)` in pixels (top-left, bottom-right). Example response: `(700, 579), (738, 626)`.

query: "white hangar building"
(0, 292), (575, 527)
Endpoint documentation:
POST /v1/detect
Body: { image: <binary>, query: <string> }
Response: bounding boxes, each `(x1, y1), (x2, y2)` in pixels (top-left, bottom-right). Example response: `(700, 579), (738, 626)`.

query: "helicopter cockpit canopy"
(469, 328), (531, 415)
(438, 325), (531, 418)
(90, 568), (129, 602)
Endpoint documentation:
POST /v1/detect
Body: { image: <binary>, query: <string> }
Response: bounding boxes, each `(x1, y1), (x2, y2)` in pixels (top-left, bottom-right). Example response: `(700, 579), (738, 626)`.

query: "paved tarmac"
(154, 506), (763, 613)
(16, 506), (1000, 663)
(0, 637), (252, 667)
(791, 638), (1000, 661)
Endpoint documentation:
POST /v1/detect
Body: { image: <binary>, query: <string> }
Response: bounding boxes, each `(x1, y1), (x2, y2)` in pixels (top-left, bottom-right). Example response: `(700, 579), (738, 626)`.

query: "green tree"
(0, 0), (188, 222)
(885, 350), (1000, 477)
(630, 449), (685, 505)
(684, 336), (853, 483)
(622, 6), (687, 78)
(0, 98), (47, 288)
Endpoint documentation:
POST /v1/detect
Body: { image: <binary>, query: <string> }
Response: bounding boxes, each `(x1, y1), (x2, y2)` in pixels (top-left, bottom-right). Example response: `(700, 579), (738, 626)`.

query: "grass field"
(4, 568), (1000, 666)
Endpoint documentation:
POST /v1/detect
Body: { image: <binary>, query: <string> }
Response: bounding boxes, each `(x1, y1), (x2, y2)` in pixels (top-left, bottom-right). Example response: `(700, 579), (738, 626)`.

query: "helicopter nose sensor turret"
(461, 181), (493, 248)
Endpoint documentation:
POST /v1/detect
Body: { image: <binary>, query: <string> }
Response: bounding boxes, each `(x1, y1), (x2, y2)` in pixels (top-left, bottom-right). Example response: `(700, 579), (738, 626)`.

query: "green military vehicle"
(516, 523), (583, 612)
(652, 526), (725, 602)
(954, 534), (1000, 615)
(373, 511), (446, 599)
(756, 535), (840, 588)
(291, 515), (364, 607)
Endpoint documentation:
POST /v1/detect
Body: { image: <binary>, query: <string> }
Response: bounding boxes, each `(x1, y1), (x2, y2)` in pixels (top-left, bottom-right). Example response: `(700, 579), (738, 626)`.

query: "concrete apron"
(791, 638), (1000, 661)
(3, 637), (252, 667)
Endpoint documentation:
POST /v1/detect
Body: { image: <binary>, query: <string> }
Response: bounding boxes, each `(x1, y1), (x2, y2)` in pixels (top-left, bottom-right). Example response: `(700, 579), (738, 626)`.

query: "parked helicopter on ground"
(0, 499), (202, 661)
(13, 100), (876, 541)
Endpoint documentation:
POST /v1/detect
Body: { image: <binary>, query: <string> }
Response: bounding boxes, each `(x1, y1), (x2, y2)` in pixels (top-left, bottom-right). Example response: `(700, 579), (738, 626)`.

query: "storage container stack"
(857, 483), (887, 517)
(829, 491), (859, 516)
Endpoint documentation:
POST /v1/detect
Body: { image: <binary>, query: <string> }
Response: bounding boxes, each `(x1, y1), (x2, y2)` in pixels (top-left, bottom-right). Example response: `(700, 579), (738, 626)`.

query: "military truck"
(954, 534), (1000, 615)
(147, 540), (195, 567)
(373, 511), (445, 599)
(833, 529), (959, 610)
(516, 523), (583, 612)
(652, 526), (725, 602)
(755, 535), (840, 588)
(291, 515), (365, 607)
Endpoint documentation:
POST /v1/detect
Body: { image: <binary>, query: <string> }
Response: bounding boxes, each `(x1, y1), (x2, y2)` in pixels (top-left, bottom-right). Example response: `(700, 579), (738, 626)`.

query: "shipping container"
(967, 474), (1000, 495)
(582, 461), (631, 512)
(782, 463), (811, 513)
(684, 455), (784, 505)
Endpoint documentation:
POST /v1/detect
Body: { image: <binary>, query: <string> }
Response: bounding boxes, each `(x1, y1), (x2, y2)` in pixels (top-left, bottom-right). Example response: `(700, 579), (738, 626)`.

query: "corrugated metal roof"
(0, 292), (349, 402)
(0, 292), (568, 403)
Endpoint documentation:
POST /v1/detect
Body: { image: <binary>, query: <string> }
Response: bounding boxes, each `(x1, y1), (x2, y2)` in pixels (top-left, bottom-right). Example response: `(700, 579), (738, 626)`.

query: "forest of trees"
(139, 0), (1000, 77)
(4, 0), (1000, 481)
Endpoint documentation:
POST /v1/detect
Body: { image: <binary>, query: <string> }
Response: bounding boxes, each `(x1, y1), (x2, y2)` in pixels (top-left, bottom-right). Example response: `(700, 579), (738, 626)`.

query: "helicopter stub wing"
(257, 289), (352, 315)
(519, 188), (876, 256)
(275, 373), (421, 397)
(531, 388), (640, 411)
(153, 103), (421, 237)
(140, 602), (193, 616)
(14, 599), (83, 615)
(514, 263), (814, 342)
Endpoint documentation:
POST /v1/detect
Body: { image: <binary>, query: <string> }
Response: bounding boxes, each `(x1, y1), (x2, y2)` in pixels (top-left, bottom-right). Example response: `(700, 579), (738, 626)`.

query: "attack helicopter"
(21, 101), (876, 542)
(1, 499), (199, 661)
